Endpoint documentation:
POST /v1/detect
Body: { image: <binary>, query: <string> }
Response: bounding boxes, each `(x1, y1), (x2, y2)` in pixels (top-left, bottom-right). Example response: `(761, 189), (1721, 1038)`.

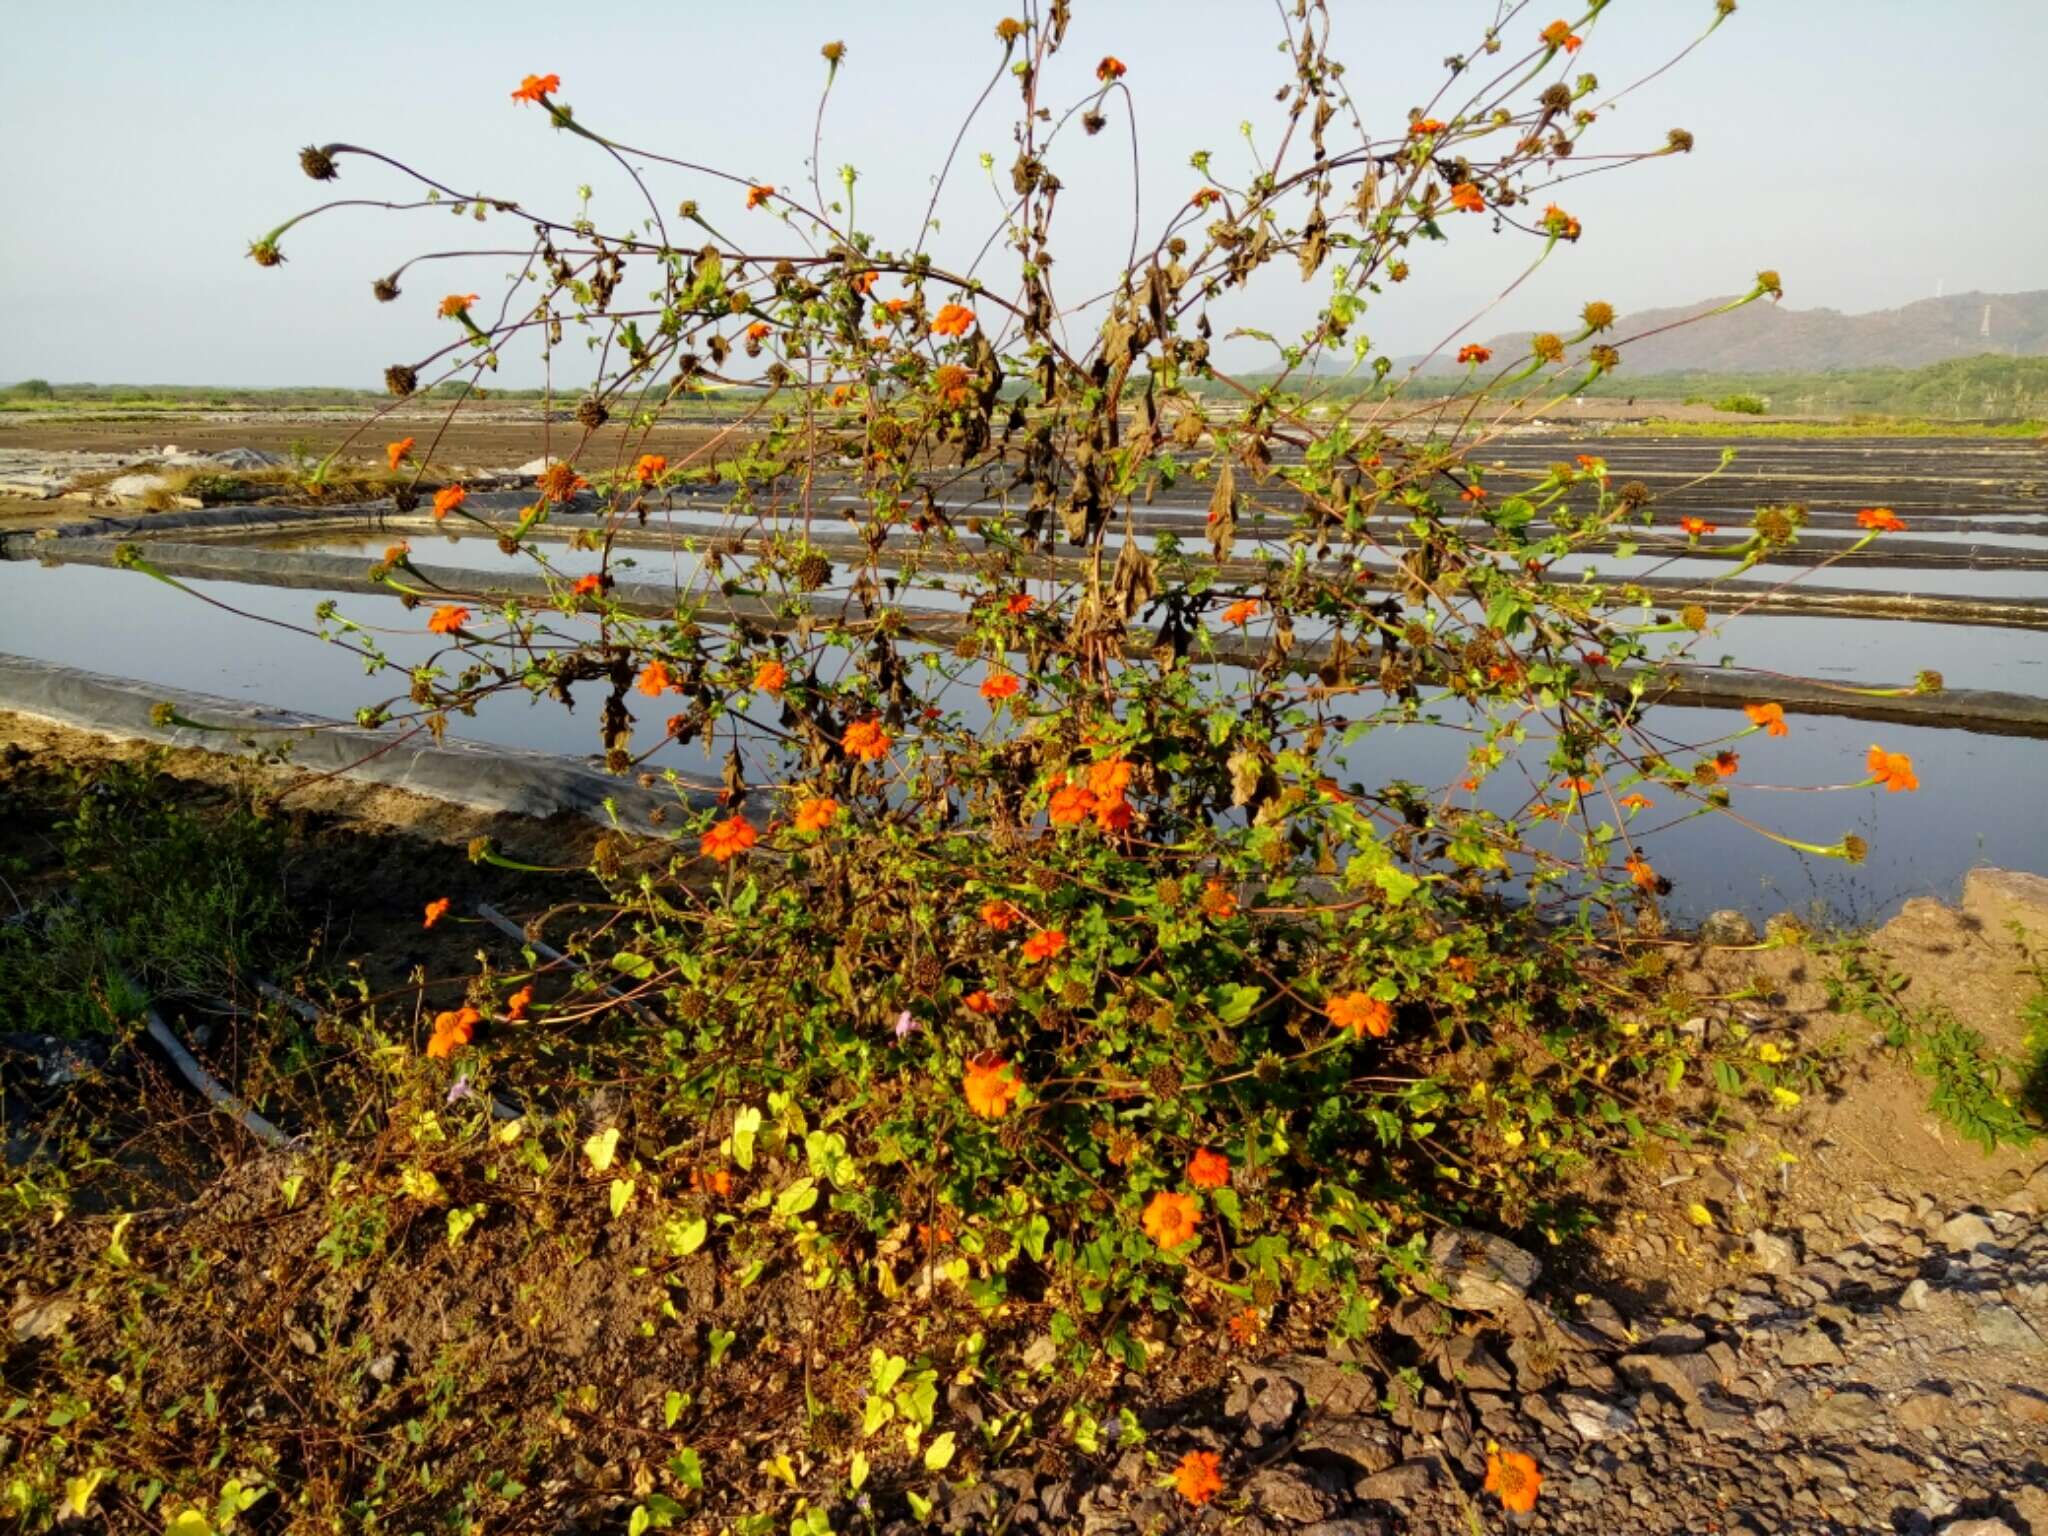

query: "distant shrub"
(1714, 392), (1768, 414)
(6, 378), (55, 399)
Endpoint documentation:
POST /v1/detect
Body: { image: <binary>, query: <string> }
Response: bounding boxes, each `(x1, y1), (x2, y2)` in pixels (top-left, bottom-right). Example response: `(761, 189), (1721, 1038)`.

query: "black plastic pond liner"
(0, 653), (724, 826)
(10, 536), (2048, 739)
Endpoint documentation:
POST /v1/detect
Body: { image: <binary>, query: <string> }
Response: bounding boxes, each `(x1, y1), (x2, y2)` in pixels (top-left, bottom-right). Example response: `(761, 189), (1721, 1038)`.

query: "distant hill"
(1447, 290), (2048, 374)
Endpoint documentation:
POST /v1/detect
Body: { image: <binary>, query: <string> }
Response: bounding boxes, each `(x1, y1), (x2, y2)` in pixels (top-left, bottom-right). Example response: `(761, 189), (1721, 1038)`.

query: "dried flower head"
(247, 239), (285, 268)
(299, 145), (338, 181)
(820, 40), (846, 65)
(1531, 332), (1566, 364)
(575, 397), (608, 429)
(1667, 127), (1696, 152)
(372, 275), (400, 303)
(1589, 343), (1620, 372)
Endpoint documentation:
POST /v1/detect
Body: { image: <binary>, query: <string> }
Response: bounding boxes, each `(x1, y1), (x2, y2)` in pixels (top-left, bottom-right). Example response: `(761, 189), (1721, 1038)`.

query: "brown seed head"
(247, 239), (285, 268)
(575, 397), (609, 429)
(299, 145), (338, 181)
(1756, 269), (1783, 299)
(1589, 344), (1620, 372)
(385, 364), (418, 398)
(372, 276), (401, 303)
(1540, 83), (1573, 112)
(1842, 834), (1867, 864)
(1531, 332), (1566, 364)
(1667, 128), (1695, 152)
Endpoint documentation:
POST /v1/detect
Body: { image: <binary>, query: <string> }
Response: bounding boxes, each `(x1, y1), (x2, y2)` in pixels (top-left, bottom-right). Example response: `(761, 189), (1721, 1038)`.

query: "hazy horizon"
(5, 1), (2045, 389)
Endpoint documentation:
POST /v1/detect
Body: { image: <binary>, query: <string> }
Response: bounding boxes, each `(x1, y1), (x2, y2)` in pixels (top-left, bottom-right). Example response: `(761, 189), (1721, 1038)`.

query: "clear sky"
(3, 1), (2043, 386)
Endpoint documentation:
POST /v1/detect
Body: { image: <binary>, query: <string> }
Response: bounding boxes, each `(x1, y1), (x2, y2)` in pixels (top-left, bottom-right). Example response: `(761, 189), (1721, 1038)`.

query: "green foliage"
(1711, 392), (1768, 415)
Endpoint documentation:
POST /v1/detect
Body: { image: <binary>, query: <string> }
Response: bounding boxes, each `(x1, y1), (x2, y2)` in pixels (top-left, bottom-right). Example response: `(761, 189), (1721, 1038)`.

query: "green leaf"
(610, 1178), (637, 1219)
(730, 1106), (762, 1171)
(924, 1430), (957, 1470)
(629, 1508), (652, 1536)
(1020, 1213), (1050, 1263)
(446, 1205), (481, 1248)
(849, 1449), (870, 1490)
(610, 952), (656, 979)
(664, 1389), (685, 1429)
(1214, 984), (1263, 1024)
(774, 1177), (819, 1219)
(583, 1127), (620, 1173)
(905, 1491), (933, 1521)
(672, 1447), (704, 1490)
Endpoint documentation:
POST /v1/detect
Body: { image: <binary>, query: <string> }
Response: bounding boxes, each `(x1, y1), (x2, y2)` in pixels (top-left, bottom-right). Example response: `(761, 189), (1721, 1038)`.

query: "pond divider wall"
(11, 533), (2048, 738)
(0, 653), (723, 829)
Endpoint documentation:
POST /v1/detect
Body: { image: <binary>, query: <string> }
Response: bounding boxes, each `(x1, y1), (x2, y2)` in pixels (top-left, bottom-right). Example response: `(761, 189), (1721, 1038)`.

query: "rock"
(1262, 1355), (1378, 1418)
(1899, 1279), (1932, 1311)
(1427, 1228), (1541, 1312)
(1245, 1374), (1304, 1436)
(1810, 1389), (1881, 1432)
(1246, 1467), (1330, 1524)
(1973, 1303), (2044, 1352)
(2009, 1488), (2048, 1535)
(1936, 1212), (1998, 1254)
(1777, 1328), (1846, 1368)
(1961, 866), (2048, 941)
(9, 1292), (77, 1341)
(1639, 1322), (1709, 1355)
(1897, 1389), (1953, 1433)
(1439, 1335), (1513, 1392)
(105, 471), (175, 499)
(1354, 1460), (1437, 1503)
(1556, 1390), (1637, 1441)
(1618, 1353), (1710, 1406)
(1750, 1229), (1798, 1274)
(1997, 1386), (2048, 1426)
(1021, 1335), (1059, 1372)
(1700, 909), (1760, 945)
(1936, 1521), (2016, 1536)
(1860, 1195), (1917, 1227)
(1504, 1333), (1563, 1392)
(1297, 1424), (1397, 1477)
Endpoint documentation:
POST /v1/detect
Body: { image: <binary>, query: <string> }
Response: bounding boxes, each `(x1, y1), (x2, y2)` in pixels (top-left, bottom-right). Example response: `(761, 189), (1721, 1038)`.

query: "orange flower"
(1857, 506), (1906, 532)
(1618, 793), (1654, 811)
(1540, 20), (1583, 53)
(571, 572), (602, 597)
(503, 984), (534, 1022)
(1561, 776), (1593, 794)
(1186, 1148), (1231, 1190)
(1191, 188), (1221, 209)
(883, 297), (910, 317)
(438, 293), (480, 318)
(1485, 1448), (1543, 1514)
(933, 363), (973, 408)
(690, 1167), (734, 1197)
(701, 815), (759, 862)
(510, 73), (560, 104)
(1142, 1189), (1201, 1249)
(981, 669), (1021, 702)
(753, 659), (789, 695)
(1680, 516), (1717, 537)
(426, 605), (470, 635)
(794, 797), (840, 834)
(427, 1005), (480, 1059)
(1328, 990), (1392, 1039)
(1087, 758), (1134, 800)
(1048, 781), (1098, 826)
(1409, 117), (1447, 137)
(746, 184), (775, 210)
(1543, 204), (1582, 239)
(1093, 794), (1133, 833)
(538, 461), (589, 502)
(980, 899), (1024, 932)
(634, 453), (668, 484)
(1173, 1449), (1224, 1506)
(1457, 344), (1492, 365)
(1227, 1307), (1263, 1345)
(1021, 928), (1067, 963)
(1625, 853), (1659, 890)
(637, 660), (676, 696)
(1713, 750), (1740, 778)
(1866, 744), (1919, 793)
(1096, 55), (1127, 82)
(932, 303), (977, 338)
(842, 717), (891, 762)
(851, 270), (878, 295)
(1219, 599), (1259, 627)
(1461, 484), (1489, 503)
(1745, 702), (1789, 737)
(963, 1054), (1022, 1119)
(1005, 593), (1036, 616)
(745, 321), (771, 342)
(962, 989), (1002, 1016)
(1449, 181), (1487, 213)
(423, 897), (451, 929)
(385, 436), (415, 472)
(432, 483), (467, 520)
(1199, 878), (1238, 921)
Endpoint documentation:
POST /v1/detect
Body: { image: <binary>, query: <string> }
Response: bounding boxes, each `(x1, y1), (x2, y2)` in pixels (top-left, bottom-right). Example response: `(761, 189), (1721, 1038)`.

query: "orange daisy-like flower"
(933, 363), (974, 409)
(1745, 702), (1789, 737)
(423, 897), (451, 929)
(690, 1167), (734, 1197)
(1173, 1450), (1225, 1507)
(1094, 794), (1133, 834)
(1021, 928), (1067, 963)
(1461, 484), (1489, 503)
(793, 797), (840, 834)
(426, 605), (470, 635)
(1857, 506), (1906, 532)
(981, 669), (1022, 702)
(963, 1054), (1022, 1119)
(432, 483), (467, 520)
(1618, 793), (1654, 811)
(1048, 781), (1098, 826)
(1866, 744), (1919, 793)
(1625, 852), (1659, 890)
(851, 270), (878, 295)
(385, 436), (415, 472)
(1449, 181), (1487, 214)
(537, 462), (589, 502)
(1142, 1189), (1201, 1249)
(1457, 344), (1492, 365)
(1485, 1448), (1543, 1514)
(1680, 516), (1718, 537)
(1543, 204), (1582, 239)
(427, 1005), (480, 1059)
(634, 453), (668, 484)
(746, 184), (775, 210)
(1199, 878), (1239, 921)
(701, 815), (759, 863)
(1219, 599), (1259, 627)
(1191, 187), (1221, 209)
(438, 293), (480, 319)
(1096, 55), (1127, 82)
(1227, 1307), (1263, 1346)
(932, 303), (978, 338)
(571, 572), (603, 597)
(1087, 757), (1134, 800)
(842, 718), (891, 762)
(1005, 593), (1036, 616)
(753, 659), (789, 695)
(980, 898), (1024, 932)
(636, 660), (676, 696)
(882, 297), (911, 318)
(503, 984), (534, 1022)
(1328, 990), (1393, 1039)
(745, 321), (771, 342)
(511, 73), (561, 104)
(1409, 118), (1447, 137)
(1187, 1148), (1231, 1190)
(383, 540), (411, 564)
(1713, 750), (1740, 778)
(1540, 20), (1583, 53)
(962, 989), (1002, 1017)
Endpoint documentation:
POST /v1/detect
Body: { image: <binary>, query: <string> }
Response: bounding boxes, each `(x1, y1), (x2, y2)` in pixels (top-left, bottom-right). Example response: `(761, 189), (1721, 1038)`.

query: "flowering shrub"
(243, 0), (1925, 1473)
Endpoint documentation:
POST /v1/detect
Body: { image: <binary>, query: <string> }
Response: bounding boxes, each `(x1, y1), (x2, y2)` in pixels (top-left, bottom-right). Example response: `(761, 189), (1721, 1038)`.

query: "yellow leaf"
(1770, 1086), (1801, 1108)
(496, 1116), (526, 1143)
(584, 1127), (620, 1174)
(65, 1469), (106, 1518)
(610, 1178), (636, 1218)
(165, 1512), (213, 1536)
(924, 1430), (957, 1471)
(849, 1450), (870, 1492)
(1685, 1203), (1714, 1229)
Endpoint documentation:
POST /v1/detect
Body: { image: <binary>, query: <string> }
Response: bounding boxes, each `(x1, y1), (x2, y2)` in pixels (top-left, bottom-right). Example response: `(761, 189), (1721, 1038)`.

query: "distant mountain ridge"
(1442, 290), (2048, 374)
